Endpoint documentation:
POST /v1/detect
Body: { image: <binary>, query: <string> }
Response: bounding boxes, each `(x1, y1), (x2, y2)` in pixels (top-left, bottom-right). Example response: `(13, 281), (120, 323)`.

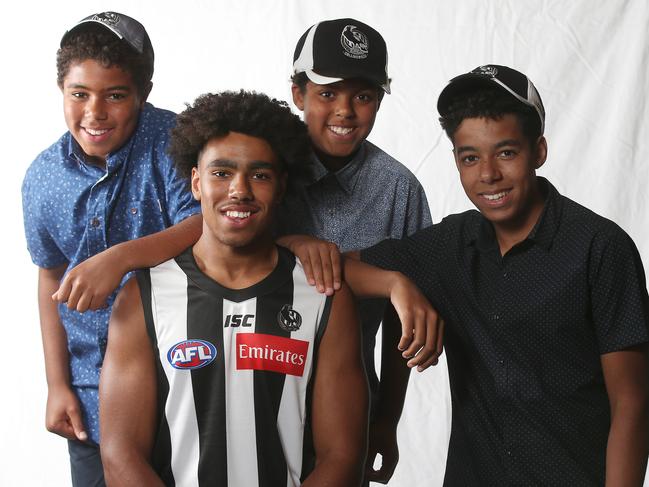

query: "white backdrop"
(3, 1), (648, 485)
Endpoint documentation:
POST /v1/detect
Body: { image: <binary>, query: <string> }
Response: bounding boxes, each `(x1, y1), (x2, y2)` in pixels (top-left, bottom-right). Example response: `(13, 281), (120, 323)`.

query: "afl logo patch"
(277, 304), (302, 332)
(340, 25), (369, 59)
(471, 65), (498, 78)
(167, 339), (216, 370)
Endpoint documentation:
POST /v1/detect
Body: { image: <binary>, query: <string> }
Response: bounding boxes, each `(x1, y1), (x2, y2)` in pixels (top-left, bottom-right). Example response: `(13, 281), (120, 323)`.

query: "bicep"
(100, 277), (157, 456)
(311, 285), (368, 460)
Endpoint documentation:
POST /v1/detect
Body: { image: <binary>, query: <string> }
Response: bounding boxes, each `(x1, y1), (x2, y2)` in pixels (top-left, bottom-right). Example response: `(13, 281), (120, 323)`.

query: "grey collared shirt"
(278, 140), (431, 396)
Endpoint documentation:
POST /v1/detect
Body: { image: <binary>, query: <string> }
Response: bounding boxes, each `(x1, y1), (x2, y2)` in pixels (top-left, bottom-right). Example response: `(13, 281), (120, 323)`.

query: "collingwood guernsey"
(136, 246), (332, 487)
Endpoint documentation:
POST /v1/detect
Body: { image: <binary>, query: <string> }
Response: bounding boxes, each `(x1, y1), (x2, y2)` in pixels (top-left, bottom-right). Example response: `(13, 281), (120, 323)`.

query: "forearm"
(302, 454), (364, 487)
(605, 402), (648, 486)
(343, 255), (402, 299)
(38, 266), (71, 389)
(102, 448), (164, 487)
(113, 213), (202, 271)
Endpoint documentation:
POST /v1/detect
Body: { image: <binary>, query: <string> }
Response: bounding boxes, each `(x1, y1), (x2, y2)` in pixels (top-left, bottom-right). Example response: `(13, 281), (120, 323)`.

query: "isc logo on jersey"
(167, 340), (217, 370)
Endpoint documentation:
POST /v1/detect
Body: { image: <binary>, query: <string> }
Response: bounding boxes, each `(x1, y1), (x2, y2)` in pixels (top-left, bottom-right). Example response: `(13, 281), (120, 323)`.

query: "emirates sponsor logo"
(236, 333), (308, 376)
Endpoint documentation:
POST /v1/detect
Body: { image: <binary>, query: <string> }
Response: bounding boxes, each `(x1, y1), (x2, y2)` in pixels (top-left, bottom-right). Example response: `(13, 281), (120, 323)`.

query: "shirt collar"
(473, 177), (562, 252)
(66, 103), (149, 172)
(301, 143), (368, 195)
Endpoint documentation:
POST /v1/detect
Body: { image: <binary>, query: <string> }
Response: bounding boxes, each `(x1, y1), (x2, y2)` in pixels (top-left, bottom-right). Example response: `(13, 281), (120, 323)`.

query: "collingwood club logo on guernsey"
(167, 339), (217, 370)
(237, 333), (309, 376)
(277, 304), (302, 332)
(340, 25), (369, 59)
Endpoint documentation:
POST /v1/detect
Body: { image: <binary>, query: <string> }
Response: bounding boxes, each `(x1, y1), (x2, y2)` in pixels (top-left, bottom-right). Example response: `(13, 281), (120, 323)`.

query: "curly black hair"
(439, 88), (542, 147)
(57, 24), (154, 96)
(290, 72), (385, 102)
(169, 90), (311, 180)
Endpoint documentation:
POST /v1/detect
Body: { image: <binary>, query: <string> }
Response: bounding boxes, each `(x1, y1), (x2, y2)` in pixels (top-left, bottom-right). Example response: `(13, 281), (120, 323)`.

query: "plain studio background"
(2, 0), (648, 485)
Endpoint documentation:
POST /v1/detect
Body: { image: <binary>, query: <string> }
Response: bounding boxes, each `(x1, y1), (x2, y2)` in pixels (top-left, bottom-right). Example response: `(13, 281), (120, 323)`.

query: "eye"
(318, 90), (334, 99)
(356, 92), (375, 103)
(211, 170), (230, 178)
(107, 92), (127, 101)
(460, 154), (479, 166)
(498, 149), (517, 159)
(70, 92), (87, 99)
(252, 171), (272, 180)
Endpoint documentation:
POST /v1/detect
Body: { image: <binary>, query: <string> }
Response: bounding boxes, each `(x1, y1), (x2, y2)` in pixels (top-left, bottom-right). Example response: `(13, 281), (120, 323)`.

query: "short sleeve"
(404, 179), (432, 235)
(155, 138), (201, 225)
(22, 166), (68, 268)
(590, 226), (649, 353)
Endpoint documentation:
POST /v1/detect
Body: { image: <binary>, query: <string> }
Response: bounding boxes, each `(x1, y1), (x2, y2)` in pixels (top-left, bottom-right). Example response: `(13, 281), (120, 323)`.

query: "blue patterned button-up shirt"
(22, 103), (200, 444)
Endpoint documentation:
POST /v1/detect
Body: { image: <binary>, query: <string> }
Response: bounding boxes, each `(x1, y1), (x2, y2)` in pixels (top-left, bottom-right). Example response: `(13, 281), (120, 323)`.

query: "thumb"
(68, 409), (88, 442)
(52, 276), (72, 303)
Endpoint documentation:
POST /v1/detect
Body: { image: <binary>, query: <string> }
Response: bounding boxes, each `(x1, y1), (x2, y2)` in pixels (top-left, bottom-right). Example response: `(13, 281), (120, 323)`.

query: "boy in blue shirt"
(21, 12), (201, 485)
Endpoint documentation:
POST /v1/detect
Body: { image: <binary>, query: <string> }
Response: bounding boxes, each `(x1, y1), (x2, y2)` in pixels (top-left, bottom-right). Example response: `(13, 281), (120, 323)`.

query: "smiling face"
(292, 78), (380, 171)
(62, 59), (146, 166)
(192, 132), (286, 251)
(452, 114), (547, 242)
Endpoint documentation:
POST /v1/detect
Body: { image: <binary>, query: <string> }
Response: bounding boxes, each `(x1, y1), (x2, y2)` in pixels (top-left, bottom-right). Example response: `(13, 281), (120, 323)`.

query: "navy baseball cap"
(293, 18), (391, 94)
(60, 12), (154, 78)
(437, 64), (545, 133)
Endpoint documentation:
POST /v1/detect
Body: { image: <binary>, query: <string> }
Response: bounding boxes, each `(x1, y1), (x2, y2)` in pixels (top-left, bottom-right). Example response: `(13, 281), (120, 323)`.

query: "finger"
(66, 282), (83, 311)
(318, 246), (335, 295)
(89, 293), (109, 311)
(300, 254), (316, 286)
(47, 418), (77, 441)
(52, 276), (72, 303)
(396, 307), (413, 351)
(329, 246), (342, 291)
(407, 310), (437, 368)
(308, 248), (326, 294)
(436, 318), (445, 357)
(75, 291), (92, 313)
(68, 408), (88, 442)
(402, 309), (425, 359)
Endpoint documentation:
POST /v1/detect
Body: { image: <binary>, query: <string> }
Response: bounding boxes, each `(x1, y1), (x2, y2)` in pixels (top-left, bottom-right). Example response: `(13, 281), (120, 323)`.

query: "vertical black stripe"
(299, 294), (333, 481)
(136, 270), (175, 486)
(254, 275), (294, 486)
(187, 279), (228, 487)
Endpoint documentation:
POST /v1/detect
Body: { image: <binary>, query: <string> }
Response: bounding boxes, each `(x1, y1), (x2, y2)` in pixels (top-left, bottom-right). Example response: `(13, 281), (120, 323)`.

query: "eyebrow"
(205, 159), (276, 170)
(456, 139), (522, 154)
(65, 83), (132, 91)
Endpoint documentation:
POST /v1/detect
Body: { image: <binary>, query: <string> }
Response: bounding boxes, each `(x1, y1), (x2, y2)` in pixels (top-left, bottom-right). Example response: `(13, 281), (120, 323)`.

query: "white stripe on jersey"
(222, 297), (259, 487)
(277, 260), (323, 487)
(151, 259), (200, 487)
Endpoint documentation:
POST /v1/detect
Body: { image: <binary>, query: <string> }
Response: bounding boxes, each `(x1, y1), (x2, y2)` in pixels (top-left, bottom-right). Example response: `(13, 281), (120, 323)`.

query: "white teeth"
(226, 211), (251, 218)
(329, 126), (353, 135)
(85, 128), (109, 136)
(483, 191), (509, 201)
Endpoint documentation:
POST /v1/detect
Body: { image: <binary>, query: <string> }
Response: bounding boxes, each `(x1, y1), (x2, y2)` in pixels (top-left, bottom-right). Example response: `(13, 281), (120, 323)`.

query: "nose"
(229, 173), (253, 200)
(479, 157), (502, 183)
(334, 95), (354, 119)
(85, 96), (108, 121)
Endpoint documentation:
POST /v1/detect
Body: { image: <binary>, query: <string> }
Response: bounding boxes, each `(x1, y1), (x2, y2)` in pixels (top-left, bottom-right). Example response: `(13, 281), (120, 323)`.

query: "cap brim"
(300, 69), (390, 94)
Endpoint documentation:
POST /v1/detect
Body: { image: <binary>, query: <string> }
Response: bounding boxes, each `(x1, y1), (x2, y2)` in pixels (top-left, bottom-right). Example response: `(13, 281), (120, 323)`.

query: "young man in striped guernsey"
(99, 91), (369, 486)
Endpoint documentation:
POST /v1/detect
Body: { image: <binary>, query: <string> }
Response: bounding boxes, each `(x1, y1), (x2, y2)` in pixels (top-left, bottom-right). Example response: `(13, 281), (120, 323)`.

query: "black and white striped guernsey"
(136, 246), (332, 487)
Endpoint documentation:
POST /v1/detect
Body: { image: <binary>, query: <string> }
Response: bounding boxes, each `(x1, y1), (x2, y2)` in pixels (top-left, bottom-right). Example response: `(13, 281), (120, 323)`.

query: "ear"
(533, 136), (548, 170)
(140, 81), (153, 106)
(191, 166), (201, 201)
(291, 84), (305, 111)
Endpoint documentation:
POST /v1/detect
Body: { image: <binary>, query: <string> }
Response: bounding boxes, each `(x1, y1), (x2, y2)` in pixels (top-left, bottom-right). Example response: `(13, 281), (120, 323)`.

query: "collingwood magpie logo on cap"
(91, 12), (121, 27)
(472, 65), (499, 77)
(278, 304), (302, 332)
(341, 25), (369, 59)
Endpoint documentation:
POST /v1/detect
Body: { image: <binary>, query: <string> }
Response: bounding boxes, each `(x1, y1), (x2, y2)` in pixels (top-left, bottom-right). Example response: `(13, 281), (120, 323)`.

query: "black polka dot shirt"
(362, 178), (649, 485)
